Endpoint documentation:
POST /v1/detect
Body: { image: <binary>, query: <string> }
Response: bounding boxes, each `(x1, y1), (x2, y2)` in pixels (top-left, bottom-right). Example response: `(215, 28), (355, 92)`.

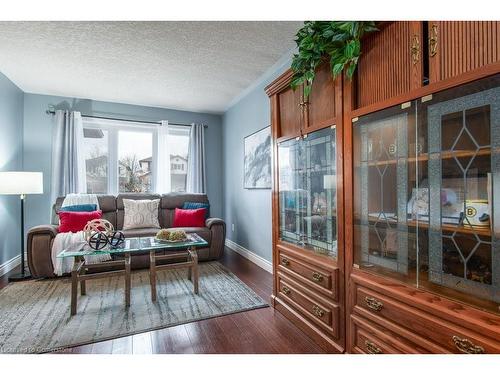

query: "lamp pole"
(0, 171), (43, 281)
(8, 193), (31, 281)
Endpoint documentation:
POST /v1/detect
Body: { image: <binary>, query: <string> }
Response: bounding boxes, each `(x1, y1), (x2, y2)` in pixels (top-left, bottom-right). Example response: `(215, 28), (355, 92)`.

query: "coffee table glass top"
(57, 233), (208, 258)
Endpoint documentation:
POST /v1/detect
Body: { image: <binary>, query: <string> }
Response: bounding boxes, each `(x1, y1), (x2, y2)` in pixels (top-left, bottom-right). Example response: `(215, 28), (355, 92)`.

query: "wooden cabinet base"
(347, 272), (500, 354)
(272, 295), (344, 353)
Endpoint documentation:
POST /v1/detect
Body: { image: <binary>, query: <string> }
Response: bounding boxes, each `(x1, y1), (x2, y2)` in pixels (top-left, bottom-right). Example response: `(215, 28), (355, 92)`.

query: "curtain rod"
(45, 109), (207, 128)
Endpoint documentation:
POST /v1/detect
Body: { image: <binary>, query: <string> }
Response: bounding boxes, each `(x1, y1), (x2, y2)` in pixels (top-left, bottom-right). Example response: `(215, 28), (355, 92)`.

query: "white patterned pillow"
(122, 199), (160, 230)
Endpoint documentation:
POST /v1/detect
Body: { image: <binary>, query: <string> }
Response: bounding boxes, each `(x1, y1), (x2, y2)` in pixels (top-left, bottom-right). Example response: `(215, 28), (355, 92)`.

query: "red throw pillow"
(173, 208), (206, 228)
(58, 210), (103, 233)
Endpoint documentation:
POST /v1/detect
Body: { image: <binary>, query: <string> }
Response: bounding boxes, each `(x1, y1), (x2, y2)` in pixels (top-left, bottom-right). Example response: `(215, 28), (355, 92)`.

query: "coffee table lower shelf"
(69, 246), (199, 316)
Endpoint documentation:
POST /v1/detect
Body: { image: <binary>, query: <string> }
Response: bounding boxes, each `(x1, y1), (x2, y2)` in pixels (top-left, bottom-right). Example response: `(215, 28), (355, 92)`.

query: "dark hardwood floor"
(0, 248), (325, 354)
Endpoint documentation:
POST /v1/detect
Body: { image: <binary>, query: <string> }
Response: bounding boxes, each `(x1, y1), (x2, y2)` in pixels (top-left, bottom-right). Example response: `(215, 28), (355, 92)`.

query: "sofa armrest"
(205, 218), (226, 259)
(28, 224), (59, 237)
(27, 225), (59, 278)
(205, 217), (225, 229)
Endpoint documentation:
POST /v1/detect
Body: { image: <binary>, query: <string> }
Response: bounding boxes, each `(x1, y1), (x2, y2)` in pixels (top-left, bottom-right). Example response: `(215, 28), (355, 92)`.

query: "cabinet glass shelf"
(353, 74), (500, 314)
(278, 127), (338, 258)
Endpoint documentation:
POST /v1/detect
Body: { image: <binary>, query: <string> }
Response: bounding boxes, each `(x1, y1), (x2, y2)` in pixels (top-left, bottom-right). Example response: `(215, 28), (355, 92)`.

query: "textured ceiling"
(0, 21), (301, 114)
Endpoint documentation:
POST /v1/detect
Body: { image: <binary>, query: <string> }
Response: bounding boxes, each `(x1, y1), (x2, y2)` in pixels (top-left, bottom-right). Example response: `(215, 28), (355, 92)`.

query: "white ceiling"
(0, 21), (301, 114)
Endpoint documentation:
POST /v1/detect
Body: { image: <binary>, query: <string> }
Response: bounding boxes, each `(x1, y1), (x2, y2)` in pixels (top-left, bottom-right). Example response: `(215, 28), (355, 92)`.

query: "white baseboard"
(0, 255), (21, 277)
(225, 239), (272, 274)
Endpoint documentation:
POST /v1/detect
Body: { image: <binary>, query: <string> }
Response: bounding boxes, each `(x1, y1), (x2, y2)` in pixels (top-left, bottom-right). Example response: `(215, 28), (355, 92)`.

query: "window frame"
(82, 118), (191, 195)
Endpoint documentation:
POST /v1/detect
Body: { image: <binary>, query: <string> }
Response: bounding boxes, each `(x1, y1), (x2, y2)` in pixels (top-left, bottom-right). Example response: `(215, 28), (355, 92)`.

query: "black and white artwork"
(244, 126), (271, 189)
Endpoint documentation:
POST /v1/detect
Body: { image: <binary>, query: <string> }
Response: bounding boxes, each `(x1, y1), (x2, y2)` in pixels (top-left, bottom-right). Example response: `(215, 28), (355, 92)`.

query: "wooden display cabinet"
(267, 21), (500, 354)
(266, 65), (345, 353)
(344, 22), (500, 354)
(355, 21), (423, 109)
(428, 21), (500, 83)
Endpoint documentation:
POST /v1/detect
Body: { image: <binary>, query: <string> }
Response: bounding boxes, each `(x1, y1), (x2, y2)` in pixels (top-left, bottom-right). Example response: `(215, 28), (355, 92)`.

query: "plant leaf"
(290, 21), (377, 91)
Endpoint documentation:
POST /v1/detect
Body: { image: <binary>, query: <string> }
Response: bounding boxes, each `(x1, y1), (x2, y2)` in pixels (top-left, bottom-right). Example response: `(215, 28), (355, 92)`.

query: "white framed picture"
(244, 126), (271, 189)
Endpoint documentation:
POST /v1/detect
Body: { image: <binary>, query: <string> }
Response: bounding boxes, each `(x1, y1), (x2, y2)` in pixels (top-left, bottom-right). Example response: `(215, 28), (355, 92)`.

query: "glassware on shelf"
(423, 79), (499, 305)
(352, 74), (500, 313)
(278, 127), (337, 258)
(353, 106), (416, 276)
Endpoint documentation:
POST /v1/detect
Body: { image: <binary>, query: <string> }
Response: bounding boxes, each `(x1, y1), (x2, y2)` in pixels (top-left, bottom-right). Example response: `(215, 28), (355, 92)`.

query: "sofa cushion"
(183, 201), (210, 219)
(122, 198), (161, 230)
(173, 227), (211, 243)
(121, 226), (211, 242)
(173, 208), (206, 228)
(160, 193), (209, 210)
(160, 193), (209, 228)
(52, 195), (116, 226)
(116, 193), (161, 229)
(59, 204), (97, 212)
(58, 210), (102, 233)
(121, 227), (161, 238)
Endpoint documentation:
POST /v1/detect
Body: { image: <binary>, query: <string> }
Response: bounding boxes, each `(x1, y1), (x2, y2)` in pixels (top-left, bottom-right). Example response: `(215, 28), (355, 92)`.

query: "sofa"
(27, 193), (226, 278)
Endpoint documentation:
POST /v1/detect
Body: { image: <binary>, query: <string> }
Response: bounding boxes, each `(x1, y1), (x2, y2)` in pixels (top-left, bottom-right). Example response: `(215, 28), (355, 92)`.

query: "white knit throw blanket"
(52, 232), (112, 276)
(61, 193), (100, 209)
(53, 194), (108, 276)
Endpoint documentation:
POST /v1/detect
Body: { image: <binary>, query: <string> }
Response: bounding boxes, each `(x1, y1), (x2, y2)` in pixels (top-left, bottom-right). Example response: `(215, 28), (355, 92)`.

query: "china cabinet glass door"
(418, 75), (500, 310)
(353, 74), (500, 313)
(353, 104), (417, 283)
(278, 127), (338, 258)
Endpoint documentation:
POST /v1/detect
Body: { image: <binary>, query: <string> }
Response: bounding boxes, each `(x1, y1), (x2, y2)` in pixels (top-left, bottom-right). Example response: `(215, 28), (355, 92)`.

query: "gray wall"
(222, 55), (291, 262)
(0, 72), (24, 265)
(23, 94), (223, 234)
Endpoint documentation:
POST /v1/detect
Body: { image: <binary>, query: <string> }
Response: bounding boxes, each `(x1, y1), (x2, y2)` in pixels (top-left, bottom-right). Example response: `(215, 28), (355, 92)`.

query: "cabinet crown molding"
(265, 69), (294, 97)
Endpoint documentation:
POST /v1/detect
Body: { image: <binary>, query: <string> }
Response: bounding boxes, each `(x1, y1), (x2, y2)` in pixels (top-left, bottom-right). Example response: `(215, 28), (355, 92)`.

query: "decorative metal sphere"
(88, 232), (109, 250)
(83, 219), (114, 241)
(109, 231), (125, 248)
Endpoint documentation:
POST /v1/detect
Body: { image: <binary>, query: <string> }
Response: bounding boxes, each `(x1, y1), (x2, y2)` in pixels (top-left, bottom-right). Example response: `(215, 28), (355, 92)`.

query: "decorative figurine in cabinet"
(353, 74), (500, 313)
(278, 127), (337, 257)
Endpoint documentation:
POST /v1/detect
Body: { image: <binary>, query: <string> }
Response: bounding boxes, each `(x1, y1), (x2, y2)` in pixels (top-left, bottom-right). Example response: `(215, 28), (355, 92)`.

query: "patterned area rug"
(0, 262), (267, 353)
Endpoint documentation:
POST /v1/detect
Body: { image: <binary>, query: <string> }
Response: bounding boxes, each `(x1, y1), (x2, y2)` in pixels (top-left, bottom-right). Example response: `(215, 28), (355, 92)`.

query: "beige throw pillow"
(122, 199), (160, 230)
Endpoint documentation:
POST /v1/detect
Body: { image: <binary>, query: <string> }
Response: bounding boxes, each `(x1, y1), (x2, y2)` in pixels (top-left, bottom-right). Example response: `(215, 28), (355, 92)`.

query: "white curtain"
(186, 123), (206, 193)
(154, 120), (171, 193)
(51, 110), (86, 204)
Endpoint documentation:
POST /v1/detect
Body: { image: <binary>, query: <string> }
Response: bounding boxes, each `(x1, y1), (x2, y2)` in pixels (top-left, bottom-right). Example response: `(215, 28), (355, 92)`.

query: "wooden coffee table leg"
(150, 250), (157, 302)
(125, 253), (131, 307)
(189, 247), (199, 294)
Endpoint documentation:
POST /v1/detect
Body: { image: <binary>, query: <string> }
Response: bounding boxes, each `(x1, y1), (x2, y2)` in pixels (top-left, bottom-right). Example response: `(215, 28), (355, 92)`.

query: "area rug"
(0, 262), (267, 353)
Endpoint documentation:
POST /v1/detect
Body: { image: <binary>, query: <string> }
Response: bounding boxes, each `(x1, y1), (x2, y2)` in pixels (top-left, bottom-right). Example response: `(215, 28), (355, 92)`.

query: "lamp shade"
(0, 172), (43, 195)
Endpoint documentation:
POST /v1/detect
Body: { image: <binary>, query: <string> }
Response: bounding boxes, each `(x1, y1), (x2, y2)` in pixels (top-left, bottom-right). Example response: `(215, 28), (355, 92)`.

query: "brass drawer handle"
(365, 340), (382, 354)
(429, 24), (438, 57)
(452, 336), (485, 354)
(411, 34), (420, 65)
(312, 305), (325, 318)
(282, 286), (291, 295)
(312, 272), (324, 283)
(365, 296), (383, 312)
(281, 257), (290, 266)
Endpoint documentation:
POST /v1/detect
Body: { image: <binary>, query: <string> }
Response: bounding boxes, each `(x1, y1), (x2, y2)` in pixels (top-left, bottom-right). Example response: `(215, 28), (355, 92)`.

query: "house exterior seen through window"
(82, 118), (190, 194)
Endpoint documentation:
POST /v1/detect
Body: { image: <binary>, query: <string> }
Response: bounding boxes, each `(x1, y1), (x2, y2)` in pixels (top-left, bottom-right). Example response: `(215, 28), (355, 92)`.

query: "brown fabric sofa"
(27, 193), (226, 278)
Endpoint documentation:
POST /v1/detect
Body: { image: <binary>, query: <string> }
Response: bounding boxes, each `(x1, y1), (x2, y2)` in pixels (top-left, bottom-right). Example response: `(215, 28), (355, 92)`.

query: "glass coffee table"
(57, 233), (208, 316)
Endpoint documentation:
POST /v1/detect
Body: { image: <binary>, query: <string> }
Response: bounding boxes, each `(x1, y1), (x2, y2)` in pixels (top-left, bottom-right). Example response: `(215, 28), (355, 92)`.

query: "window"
(118, 131), (153, 193)
(83, 118), (190, 194)
(83, 128), (109, 194)
(167, 126), (190, 192)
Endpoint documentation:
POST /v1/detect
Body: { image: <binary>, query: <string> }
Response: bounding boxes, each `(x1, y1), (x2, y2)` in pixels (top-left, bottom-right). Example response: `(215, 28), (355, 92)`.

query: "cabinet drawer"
(278, 248), (338, 300)
(352, 315), (403, 354)
(277, 273), (339, 338)
(354, 285), (500, 354)
(351, 314), (434, 354)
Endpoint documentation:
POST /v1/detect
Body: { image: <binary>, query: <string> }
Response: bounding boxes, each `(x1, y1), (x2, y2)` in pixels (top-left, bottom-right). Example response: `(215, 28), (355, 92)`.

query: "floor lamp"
(0, 172), (43, 281)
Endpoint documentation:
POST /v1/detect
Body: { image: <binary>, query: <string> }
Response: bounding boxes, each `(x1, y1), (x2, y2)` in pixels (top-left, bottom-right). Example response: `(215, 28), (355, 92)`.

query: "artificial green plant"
(290, 21), (378, 97)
